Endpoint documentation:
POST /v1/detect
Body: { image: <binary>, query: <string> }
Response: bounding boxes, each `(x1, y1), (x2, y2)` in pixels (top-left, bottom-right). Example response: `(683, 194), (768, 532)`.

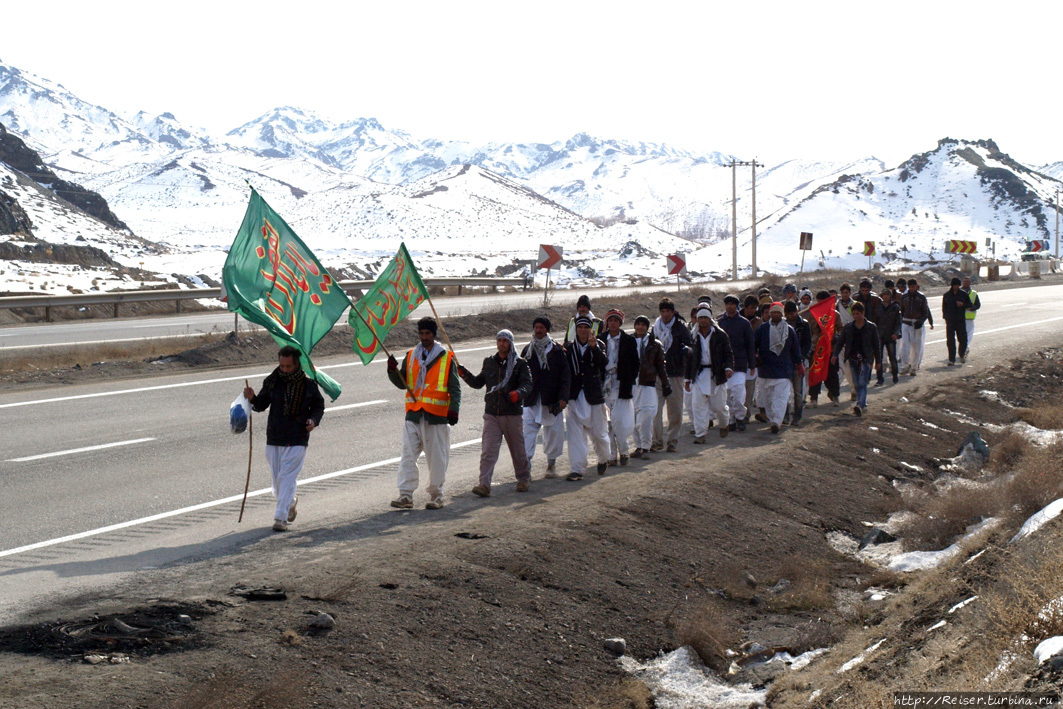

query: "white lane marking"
(6, 437), (156, 462)
(1009, 302), (1028, 306)
(327, 399), (386, 412)
(0, 345), (496, 410)
(0, 437), (482, 559)
(923, 315), (1063, 345)
(0, 333), (222, 351)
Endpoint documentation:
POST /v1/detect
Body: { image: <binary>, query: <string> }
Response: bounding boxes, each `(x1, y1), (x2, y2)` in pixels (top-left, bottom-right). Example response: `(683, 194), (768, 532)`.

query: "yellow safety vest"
(965, 289), (978, 320)
(405, 350), (452, 417)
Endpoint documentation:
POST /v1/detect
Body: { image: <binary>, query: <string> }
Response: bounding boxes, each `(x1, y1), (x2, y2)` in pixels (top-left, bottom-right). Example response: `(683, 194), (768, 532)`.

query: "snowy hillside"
(690, 138), (1063, 275)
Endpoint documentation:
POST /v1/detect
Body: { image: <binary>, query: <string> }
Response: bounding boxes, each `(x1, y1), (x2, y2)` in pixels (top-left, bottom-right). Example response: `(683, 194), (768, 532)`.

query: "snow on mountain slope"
(689, 138), (1063, 276)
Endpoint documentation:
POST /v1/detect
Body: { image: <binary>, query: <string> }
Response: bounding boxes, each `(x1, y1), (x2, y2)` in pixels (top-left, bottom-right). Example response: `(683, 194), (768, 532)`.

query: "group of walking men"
(241, 274), (981, 526)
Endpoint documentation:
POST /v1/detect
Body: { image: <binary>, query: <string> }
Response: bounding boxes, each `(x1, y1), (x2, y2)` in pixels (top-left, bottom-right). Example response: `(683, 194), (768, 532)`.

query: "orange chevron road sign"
(946, 240), (977, 254)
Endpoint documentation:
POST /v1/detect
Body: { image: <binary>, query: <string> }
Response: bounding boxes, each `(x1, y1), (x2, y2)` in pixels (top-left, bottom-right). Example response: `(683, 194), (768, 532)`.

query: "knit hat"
(634, 315), (651, 327)
(759, 293), (773, 306)
(416, 316), (438, 335)
(723, 294), (740, 306)
(605, 308), (624, 325)
(696, 307), (712, 319)
(496, 329), (515, 346)
(574, 315), (593, 328)
(951, 277), (962, 286)
(799, 289), (813, 301)
(697, 294), (712, 305)
(533, 315), (551, 331)
(576, 294), (591, 310)
(769, 302), (784, 315)
(783, 283), (797, 294)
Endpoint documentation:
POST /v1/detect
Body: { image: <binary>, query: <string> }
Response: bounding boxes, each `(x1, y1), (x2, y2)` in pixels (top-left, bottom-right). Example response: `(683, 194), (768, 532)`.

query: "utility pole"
(730, 158), (763, 280)
(1056, 186), (1060, 259)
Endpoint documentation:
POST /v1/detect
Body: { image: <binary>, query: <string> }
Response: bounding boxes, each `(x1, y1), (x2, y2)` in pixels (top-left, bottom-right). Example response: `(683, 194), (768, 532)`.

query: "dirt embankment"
(2, 335), (1060, 707)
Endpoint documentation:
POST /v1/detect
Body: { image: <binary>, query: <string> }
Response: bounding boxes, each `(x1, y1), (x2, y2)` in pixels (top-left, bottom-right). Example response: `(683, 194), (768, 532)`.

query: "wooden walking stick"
(426, 295), (460, 366)
(239, 378), (253, 523)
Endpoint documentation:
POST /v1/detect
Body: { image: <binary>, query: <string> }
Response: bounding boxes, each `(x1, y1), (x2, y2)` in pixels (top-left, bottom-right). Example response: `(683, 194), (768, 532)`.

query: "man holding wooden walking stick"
(243, 345), (325, 531)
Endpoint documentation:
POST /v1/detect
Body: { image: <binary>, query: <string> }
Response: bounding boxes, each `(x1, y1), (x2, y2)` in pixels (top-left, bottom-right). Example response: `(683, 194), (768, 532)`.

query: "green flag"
(223, 187), (350, 400)
(349, 243), (429, 364)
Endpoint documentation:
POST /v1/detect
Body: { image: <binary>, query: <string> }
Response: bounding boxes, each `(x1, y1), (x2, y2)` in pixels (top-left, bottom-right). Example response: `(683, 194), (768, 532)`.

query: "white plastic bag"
(230, 394), (251, 434)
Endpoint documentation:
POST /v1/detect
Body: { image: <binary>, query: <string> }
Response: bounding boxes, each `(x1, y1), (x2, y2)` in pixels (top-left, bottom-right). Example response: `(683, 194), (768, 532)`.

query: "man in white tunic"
(684, 307), (733, 443)
(753, 303), (804, 434)
(630, 315), (669, 458)
(520, 316), (570, 477)
(565, 316), (611, 481)
(598, 309), (638, 466)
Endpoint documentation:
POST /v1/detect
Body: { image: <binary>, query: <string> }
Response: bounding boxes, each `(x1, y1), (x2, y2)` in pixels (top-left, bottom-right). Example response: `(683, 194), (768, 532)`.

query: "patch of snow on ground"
(776, 648), (830, 671)
(889, 545), (963, 572)
(949, 596), (979, 614)
(944, 409), (981, 425)
(1034, 637), (1063, 665)
(1011, 498), (1063, 543)
(619, 646), (766, 709)
(978, 390), (1015, 408)
(964, 549), (987, 565)
(1003, 422), (1063, 446)
(928, 620), (947, 632)
(837, 639), (886, 673)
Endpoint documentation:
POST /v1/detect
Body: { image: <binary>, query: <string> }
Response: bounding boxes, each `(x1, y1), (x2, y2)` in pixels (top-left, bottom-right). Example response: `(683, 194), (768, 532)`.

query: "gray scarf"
(769, 319), (788, 356)
(412, 342), (445, 391)
(488, 350), (518, 394)
(525, 335), (552, 370)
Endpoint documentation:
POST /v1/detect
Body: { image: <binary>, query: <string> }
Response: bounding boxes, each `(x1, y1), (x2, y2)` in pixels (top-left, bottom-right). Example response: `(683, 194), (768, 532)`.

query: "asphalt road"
(0, 282), (1061, 624)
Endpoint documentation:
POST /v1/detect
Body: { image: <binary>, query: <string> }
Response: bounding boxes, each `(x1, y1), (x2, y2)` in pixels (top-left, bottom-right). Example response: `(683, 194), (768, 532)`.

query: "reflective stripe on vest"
(965, 290), (978, 320)
(405, 350), (452, 417)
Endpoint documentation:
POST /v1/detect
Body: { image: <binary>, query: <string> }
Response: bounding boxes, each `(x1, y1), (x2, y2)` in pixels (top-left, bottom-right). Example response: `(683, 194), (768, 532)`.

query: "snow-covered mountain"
(689, 138), (1062, 275)
(4, 57), (1063, 297)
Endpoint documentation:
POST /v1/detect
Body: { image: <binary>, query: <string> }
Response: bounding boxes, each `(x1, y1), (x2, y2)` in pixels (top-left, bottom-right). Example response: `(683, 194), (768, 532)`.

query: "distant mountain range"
(1, 58), (1061, 296)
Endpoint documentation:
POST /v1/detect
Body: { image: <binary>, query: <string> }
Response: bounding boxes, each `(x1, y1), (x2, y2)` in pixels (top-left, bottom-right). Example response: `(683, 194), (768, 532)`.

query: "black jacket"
(716, 311), (755, 372)
(853, 291), (885, 327)
(598, 329), (639, 399)
(901, 291), (933, 329)
(683, 325), (735, 386)
(658, 315), (693, 377)
(833, 321), (881, 367)
(941, 288), (973, 324)
(459, 353), (533, 417)
(879, 300), (902, 341)
(521, 339), (571, 410)
(566, 339), (607, 405)
(250, 370), (325, 447)
(787, 315), (813, 362)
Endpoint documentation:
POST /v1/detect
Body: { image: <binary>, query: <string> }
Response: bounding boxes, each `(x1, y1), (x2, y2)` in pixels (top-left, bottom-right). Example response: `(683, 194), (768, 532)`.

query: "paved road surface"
(0, 283), (1061, 623)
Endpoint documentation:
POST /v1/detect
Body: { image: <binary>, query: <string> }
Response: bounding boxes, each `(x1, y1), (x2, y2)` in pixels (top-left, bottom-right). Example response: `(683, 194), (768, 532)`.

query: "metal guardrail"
(0, 277), (529, 321)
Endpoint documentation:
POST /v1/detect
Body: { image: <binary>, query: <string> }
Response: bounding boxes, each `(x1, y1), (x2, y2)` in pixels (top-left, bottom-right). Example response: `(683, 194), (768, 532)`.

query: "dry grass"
(897, 485), (999, 551)
(1000, 443), (1063, 521)
(0, 332), (225, 374)
(574, 679), (655, 709)
(1017, 404), (1063, 431)
(673, 597), (740, 674)
(988, 431), (1029, 470)
(767, 557), (836, 612)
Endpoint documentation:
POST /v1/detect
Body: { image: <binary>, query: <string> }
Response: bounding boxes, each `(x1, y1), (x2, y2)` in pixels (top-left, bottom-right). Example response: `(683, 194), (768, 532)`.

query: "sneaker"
(597, 462), (608, 475)
(809, 397), (819, 407)
(693, 435), (706, 444)
(728, 423), (737, 432)
(619, 454), (629, 465)
(630, 448), (644, 459)
(874, 380), (884, 388)
(893, 375), (899, 384)
(390, 495), (413, 509)
(960, 355), (966, 364)
(425, 496), (445, 510)
(516, 480), (530, 493)
(770, 423), (780, 434)
(754, 411), (768, 423)
(854, 406), (862, 417)
(719, 426), (728, 439)
(472, 484), (491, 497)
(791, 417), (801, 427)
(607, 458), (618, 467)
(910, 370), (917, 377)
(666, 442), (678, 453)
(566, 472), (583, 481)
(947, 361), (955, 367)
(650, 441), (664, 452)
(545, 459), (558, 478)
(900, 366), (911, 376)
(783, 414), (791, 426)
(272, 519), (289, 532)
(287, 495), (299, 523)
(829, 396), (840, 407)
(736, 420), (747, 432)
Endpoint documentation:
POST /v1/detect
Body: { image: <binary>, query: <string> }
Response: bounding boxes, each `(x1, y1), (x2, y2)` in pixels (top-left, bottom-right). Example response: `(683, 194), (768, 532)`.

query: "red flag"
(807, 297), (837, 387)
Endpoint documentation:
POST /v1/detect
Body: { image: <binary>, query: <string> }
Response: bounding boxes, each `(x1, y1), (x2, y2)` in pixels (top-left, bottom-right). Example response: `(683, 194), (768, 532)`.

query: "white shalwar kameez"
(688, 331), (730, 437)
(725, 370), (747, 425)
(602, 333), (634, 459)
(902, 324), (926, 372)
(566, 391), (610, 475)
(265, 444), (306, 523)
(523, 401), (565, 464)
(760, 377), (792, 426)
(397, 417), (451, 498)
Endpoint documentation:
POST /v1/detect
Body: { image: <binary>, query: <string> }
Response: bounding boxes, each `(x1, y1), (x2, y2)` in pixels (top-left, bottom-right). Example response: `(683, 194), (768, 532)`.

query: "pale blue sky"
(4, 0), (1060, 168)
